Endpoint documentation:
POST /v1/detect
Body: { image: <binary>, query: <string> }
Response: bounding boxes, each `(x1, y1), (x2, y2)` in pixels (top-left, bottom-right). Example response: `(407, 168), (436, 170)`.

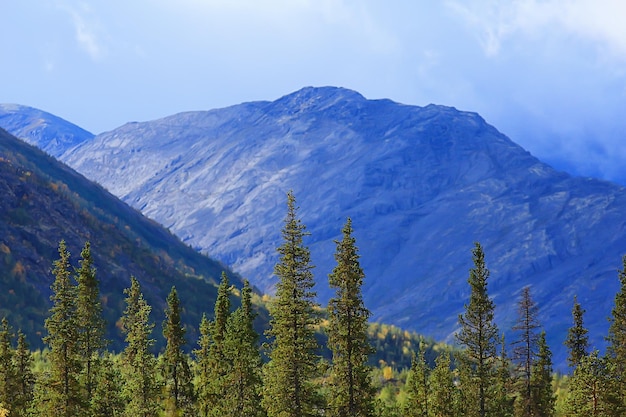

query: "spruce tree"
(222, 280), (265, 417)
(492, 335), (513, 417)
(564, 295), (589, 370)
(75, 241), (106, 404)
(403, 350), (429, 417)
(327, 218), (375, 417)
(90, 354), (124, 417)
(563, 351), (623, 417)
(428, 352), (456, 417)
(12, 331), (34, 417)
(529, 331), (555, 417)
(120, 276), (160, 417)
(212, 272), (232, 346)
(606, 255), (626, 409)
(42, 240), (84, 417)
(194, 313), (212, 417)
(202, 272), (233, 416)
(262, 191), (321, 417)
(511, 286), (540, 417)
(0, 318), (17, 413)
(162, 286), (195, 416)
(453, 354), (479, 417)
(456, 242), (499, 417)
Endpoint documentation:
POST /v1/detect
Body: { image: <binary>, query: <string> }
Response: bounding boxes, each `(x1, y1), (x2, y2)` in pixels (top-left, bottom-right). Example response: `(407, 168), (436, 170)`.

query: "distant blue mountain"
(3, 87), (625, 367)
(0, 103), (93, 156)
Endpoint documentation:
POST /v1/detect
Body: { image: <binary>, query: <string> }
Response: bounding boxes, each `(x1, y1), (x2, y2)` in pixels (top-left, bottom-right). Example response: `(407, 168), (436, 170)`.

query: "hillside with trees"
(0, 192), (624, 416)
(0, 127), (247, 350)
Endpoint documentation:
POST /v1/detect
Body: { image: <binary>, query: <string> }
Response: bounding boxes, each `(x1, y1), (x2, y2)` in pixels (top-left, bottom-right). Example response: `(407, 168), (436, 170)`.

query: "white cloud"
(58, 2), (106, 61)
(152, 0), (397, 55)
(558, 1), (626, 61)
(447, 0), (626, 61)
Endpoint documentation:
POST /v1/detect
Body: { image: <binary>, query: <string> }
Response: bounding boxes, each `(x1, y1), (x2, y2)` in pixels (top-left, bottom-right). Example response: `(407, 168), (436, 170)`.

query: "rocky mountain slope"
(0, 127), (246, 350)
(4, 87), (626, 366)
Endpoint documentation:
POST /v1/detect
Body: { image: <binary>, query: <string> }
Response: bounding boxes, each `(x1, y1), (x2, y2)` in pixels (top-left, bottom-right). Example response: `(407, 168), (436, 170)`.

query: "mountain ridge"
(3, 87), (625, 367)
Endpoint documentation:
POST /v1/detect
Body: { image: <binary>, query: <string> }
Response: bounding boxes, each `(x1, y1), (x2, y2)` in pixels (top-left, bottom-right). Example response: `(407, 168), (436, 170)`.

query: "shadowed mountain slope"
(0, 127), (245, 350)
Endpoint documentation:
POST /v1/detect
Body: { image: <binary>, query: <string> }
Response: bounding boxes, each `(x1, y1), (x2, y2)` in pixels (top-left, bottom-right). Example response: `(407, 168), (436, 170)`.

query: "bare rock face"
(4, 87), (626, 366)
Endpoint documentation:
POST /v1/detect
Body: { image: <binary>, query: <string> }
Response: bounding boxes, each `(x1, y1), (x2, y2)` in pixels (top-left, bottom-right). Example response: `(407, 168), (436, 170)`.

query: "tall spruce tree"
(564, 295), (589, 370)
(529, 332), (555, 417)
(222, 280), (265, 417)
(327, 218), (375, 417)
(456, 242), (499, 417)
(511, 286), (540, 417)
(202, 272), (233, 417)
(403, 350), (429, 417)
(262, 191), (321, 417)
(120, 276), (160, 417)
(75, 241), (106, 404)
(162, 286), (195, 416)
(606, 255), (626, 409)
(41, 240), (84, 417)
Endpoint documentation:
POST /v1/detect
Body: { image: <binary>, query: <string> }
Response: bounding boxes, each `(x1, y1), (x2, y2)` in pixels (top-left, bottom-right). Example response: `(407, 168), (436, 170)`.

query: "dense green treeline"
(1, 193), (626, 416)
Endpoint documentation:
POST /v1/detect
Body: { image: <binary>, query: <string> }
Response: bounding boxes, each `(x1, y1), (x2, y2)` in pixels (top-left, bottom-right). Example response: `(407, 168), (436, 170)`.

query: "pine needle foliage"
(193, 313), (212, 417)
(492, 335), (513, 417)
(41, 240), (84, 416)
(0, 318), (17, 413)
(456, 242), (499, 417)
(120, 276), (160, 417)
(564, 295), (589, 370)
(13, 331), (34, 417)
(403, 350), (429, 417)
(201, 271), (232, 417)
(162, 286), (195, 416)
(263, 191), (321, 417)
(606, 255), (626, 409)
(75, 241), (106, 404)
(563, 350), (623, 416)
(90, 354), (124, 417)
(428, 352), (456, 417)
(529, 331), (556, 417)
(222, 280), (265, 417)
(327, 218), (376, 417)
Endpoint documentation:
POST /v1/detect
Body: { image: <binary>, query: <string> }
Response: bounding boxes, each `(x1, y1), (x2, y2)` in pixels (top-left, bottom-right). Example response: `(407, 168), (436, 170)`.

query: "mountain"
(0, 127), (247, 351)
(0, 104), (94, 157)
(3, 87), (626, 366)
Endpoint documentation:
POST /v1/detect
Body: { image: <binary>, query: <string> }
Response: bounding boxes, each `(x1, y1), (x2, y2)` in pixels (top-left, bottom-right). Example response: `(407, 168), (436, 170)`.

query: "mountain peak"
(273, 86), (366, 112)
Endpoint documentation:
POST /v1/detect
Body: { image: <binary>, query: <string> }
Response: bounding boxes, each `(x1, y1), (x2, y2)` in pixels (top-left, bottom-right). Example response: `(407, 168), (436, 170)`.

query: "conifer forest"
(1, 192), (625, 417)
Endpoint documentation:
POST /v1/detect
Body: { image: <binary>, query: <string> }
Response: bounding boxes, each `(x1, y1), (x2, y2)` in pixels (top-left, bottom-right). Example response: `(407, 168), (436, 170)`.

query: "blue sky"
(2, 1), (626, 182)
